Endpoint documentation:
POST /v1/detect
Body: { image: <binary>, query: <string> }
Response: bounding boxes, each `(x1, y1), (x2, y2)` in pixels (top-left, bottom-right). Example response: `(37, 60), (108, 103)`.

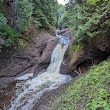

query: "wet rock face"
(97, 35), (110, 53)
(57, 28), (74, 49)
(39, 37), (59, 63)
(68, 35), (110, 74)
(0, 29), (74, 79)
(0, 31), (58, 78)
(56, 29), (75, 74)
(57, 29), (73, 39)
(68, 48), (86, 71)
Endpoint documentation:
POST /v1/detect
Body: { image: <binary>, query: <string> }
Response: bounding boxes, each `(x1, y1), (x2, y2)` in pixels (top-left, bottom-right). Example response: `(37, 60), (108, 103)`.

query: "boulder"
(39, 37), (59, 63)
(68, 48), (86, 71)
(0, 31), (58, 77)
(57, 28), (75, 49)
(68, 35), (110, 74)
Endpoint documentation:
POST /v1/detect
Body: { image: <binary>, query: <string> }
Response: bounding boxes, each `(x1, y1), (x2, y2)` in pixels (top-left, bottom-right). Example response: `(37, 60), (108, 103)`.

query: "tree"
(16, 0), (33, 32)
(0, 0), (61, 51)
(33, 0), (59, 29)
(63, 0), (110, 43)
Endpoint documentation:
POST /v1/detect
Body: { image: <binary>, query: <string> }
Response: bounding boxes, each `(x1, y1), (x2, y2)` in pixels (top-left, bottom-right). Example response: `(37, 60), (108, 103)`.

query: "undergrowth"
(69, 44), (82, 56)
(53, 60), (110, 110)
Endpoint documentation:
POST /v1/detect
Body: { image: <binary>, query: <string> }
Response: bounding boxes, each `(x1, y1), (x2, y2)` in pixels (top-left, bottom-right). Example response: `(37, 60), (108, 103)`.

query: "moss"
(53, 61), (110, 110)
(69, 44), (82, 56)
(18, 39), (28, 48)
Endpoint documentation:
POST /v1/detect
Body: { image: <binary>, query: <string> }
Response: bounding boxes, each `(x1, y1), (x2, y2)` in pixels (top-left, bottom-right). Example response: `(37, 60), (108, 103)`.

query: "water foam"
(9, 36), (72, 110)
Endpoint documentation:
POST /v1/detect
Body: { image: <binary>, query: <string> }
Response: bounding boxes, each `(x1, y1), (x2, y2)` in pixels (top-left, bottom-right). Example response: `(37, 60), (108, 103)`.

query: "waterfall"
(8, 34), (72, 110)
(47, 44), (68, 73)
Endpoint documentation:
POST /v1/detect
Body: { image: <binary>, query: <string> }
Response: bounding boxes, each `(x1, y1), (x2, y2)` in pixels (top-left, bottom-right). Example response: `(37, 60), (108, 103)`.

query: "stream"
(0, 32), (72, 110)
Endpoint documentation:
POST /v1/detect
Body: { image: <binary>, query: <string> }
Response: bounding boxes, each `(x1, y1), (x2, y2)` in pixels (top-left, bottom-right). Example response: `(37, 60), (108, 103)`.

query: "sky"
(57, 0), (65, 5)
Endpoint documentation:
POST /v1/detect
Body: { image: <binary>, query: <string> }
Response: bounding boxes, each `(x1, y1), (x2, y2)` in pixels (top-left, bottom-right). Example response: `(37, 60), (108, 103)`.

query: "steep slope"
(52, 59), (110, 110)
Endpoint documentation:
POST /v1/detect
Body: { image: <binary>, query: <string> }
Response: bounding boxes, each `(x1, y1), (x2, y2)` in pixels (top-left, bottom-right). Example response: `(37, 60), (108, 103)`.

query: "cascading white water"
(8, 33), (72, 110)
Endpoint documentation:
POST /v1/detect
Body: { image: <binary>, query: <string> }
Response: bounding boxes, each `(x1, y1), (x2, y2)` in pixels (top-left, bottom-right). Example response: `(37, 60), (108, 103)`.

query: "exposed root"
(78, 67), (82, 74)
(74, 70), (81, 75)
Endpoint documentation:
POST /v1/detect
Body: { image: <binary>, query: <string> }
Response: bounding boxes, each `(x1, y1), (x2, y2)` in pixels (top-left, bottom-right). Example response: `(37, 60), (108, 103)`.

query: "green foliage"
(0, 11), (21, 49)
(69, 44), (82, 56)
(56, 4), (65, 28)
(0, 9), (28, 50)
(18, 39), (28, 48)
(87, 0), (101, 4)
(0, 24), (20, 47)
(0, 0), (61, 30)
(62, 0), (110, 43)
(53, 61), (110, 110)
(0, 12), (7, 26)
(58, 11), (69, 28)
(16, 0), (33, 32)
(0, 0), (3, 2)
(33, 0), (59, 29)
(0, 23), (28, 50)
(4, 0), (60, 32)
(86, 97), (110, 110)
(0, 0), (61, 52)
(87, 0), (108, 4)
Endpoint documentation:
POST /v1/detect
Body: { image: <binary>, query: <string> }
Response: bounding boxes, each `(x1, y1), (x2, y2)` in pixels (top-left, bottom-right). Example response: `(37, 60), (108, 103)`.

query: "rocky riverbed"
(0, 28), (110, 110)
(0, 29), (75, 110)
